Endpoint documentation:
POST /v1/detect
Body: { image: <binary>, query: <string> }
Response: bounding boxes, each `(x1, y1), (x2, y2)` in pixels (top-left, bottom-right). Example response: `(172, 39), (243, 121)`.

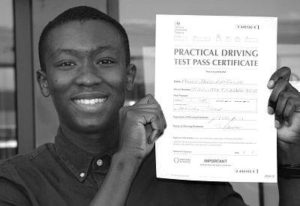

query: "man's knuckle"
(148, 93), (154, 98)
(283, 111), (289, 120)
(278, 91), (287, 100)
(286, 98), (294, 107)
(119, 106), (130, 115)
(152, 114), (159, 121)
(277, 79), (287, 87)
(126, 110), (136, 118)
(275, 104), (281, 114)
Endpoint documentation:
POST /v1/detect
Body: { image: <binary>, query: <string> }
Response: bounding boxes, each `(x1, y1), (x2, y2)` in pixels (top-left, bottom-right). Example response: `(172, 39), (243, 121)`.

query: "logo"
(174, 20), (187, 34)
(175, 21), (181, 26)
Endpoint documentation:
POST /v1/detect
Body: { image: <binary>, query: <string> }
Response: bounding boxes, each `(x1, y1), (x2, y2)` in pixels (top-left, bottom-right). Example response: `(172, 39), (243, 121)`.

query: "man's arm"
(278, 178), (300, 205)
(90, 94), (166, 206)
(89, 152), (143, 206)
(268, 67), (300, 206)
(277, 140), (300, 206)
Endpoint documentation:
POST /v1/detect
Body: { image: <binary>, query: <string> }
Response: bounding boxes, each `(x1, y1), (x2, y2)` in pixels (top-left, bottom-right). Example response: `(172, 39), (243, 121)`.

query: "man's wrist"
(278, 164), (300, 179)
(278, 141), (300, 165)
(112, 151), (143, 170)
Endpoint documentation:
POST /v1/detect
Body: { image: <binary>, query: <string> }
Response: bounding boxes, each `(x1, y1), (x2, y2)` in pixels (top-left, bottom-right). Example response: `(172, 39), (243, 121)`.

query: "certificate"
(155, 15), (277, 182)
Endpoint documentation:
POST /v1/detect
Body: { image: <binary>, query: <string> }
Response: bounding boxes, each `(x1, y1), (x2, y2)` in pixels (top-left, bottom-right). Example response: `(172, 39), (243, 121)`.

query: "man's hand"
(118, 94), (166, 160)
(268, 67), (300, 164)
(91, 96), (166, 206)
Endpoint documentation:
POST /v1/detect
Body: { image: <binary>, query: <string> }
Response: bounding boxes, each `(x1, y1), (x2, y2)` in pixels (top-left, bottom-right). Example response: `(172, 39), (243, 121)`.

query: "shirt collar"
(54, 128), (113, 182)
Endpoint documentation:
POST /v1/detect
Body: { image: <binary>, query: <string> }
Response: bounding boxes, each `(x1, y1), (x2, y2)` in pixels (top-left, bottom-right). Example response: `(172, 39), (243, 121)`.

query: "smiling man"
(38, 17), (133, 154)
(0, 6), (300, 206)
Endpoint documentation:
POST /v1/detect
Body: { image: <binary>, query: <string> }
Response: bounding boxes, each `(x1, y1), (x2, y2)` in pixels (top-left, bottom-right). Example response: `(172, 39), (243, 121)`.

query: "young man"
(0, 6), (300, 206)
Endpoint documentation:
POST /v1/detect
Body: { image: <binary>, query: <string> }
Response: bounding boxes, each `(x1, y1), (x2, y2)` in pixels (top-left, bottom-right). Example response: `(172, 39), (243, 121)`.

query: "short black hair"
(38, 6), (130, 71)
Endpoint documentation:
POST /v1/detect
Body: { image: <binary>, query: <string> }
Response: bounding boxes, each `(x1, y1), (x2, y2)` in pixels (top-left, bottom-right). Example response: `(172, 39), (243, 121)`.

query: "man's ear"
(36, 70), (50, 97)
(126, 64), (136, 91)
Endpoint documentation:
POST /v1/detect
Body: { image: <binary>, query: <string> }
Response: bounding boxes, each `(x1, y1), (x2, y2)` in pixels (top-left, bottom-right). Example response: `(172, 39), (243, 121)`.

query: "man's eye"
(57, 61), (76, 67)
(97, 58), (115, 65)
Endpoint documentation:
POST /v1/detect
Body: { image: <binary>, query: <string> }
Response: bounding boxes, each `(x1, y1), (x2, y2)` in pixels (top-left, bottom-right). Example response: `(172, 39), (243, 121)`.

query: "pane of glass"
(0, 0), (16, 159)
(119, 1), (300, 206)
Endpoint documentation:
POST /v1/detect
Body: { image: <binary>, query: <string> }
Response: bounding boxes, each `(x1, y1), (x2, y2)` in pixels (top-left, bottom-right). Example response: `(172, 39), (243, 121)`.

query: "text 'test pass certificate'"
(155, 15), (277, 182)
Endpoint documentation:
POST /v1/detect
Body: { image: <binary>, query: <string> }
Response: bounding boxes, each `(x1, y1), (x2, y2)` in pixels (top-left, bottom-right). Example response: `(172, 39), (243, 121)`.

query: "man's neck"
(60, 124), (119, 155)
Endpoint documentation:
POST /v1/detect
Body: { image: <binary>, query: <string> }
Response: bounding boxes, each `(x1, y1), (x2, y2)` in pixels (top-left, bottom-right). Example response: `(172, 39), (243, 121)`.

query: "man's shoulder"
(0, 144), (55, 206)
(0, 143), (54, 177)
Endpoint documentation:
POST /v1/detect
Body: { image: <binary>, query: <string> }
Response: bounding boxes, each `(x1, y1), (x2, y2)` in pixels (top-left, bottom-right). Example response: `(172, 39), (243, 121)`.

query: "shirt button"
(96, 159), (103, 167)
(79, 172), (85, 178)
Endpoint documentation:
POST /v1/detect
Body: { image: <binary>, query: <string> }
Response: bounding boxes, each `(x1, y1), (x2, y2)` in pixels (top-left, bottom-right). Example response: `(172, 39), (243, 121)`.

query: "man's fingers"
(161, 110), (167, 129)
(131, 103), (160, 110)
(148, 119), (164, 144)
(144, 111), (165, 144)
(135, 94), (156, 105)
(287, 83), (299, 93)
(148, 129), (161, 144)
(274, 92), (290, 122)
(272, 92), (300, 127)
(131, 109), (165, 134)
(268, 67), (291, 89)
(128, 106), (166, 127)
(121, 94), (166, 145)
(283, 99), (296, 126)
(137, 113), (163, 145)
(268, 79), (288, 113)
(132, 94), (166, 129)
(148, 110), (165, 134)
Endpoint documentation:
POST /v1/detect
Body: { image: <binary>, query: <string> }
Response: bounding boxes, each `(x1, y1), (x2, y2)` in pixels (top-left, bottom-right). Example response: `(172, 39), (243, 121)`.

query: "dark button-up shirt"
(0, 129), (246, 206)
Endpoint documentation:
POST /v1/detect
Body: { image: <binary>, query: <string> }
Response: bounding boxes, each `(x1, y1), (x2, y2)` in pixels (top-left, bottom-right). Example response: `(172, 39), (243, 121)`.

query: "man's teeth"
(74, 98), (106, 105)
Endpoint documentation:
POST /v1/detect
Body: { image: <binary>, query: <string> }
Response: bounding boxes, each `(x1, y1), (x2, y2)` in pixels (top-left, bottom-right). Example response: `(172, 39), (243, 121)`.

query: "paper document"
(155, 15), (277, 182)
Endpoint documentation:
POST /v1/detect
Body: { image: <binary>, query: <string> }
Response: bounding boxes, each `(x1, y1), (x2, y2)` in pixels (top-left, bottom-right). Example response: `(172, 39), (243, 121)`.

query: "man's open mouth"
(71, 92), (109, 112)
(73, 98), (107, 105)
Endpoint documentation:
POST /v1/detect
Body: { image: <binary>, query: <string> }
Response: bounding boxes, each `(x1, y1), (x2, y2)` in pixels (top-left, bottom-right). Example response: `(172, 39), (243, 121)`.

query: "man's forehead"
(48, 20), (122, 41)
(47, 46), (121, 59)
(44, 20), (124, 56)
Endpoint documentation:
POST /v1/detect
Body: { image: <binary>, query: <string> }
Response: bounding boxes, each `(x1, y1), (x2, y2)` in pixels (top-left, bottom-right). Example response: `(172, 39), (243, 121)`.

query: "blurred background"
(1, 0), (300, 205)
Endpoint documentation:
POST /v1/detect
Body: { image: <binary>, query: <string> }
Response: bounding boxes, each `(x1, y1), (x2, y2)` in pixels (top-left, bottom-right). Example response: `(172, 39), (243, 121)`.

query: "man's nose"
(75, 63), (102, 87)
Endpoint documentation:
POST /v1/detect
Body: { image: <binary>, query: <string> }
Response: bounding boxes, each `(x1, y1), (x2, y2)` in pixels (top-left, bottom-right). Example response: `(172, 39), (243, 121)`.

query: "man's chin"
(72, 118), (117, 134)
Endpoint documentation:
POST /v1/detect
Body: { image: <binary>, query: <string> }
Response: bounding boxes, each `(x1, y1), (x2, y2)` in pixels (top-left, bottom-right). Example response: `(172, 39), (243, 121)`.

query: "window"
(0, 0), (16, 159)
(118, 1), (300, 206)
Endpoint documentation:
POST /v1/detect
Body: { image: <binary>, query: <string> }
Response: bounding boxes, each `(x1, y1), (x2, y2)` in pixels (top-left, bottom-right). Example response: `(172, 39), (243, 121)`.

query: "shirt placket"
(90, 155), (111, 188)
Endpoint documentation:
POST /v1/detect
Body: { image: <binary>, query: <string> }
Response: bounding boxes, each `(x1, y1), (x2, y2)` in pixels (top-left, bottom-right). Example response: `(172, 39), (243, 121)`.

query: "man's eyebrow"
(48, 46), (118, 59)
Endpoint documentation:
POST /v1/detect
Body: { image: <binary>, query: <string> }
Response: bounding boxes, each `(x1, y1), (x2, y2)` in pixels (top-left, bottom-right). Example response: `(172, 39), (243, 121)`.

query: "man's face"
(38, 20), (135, 133)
